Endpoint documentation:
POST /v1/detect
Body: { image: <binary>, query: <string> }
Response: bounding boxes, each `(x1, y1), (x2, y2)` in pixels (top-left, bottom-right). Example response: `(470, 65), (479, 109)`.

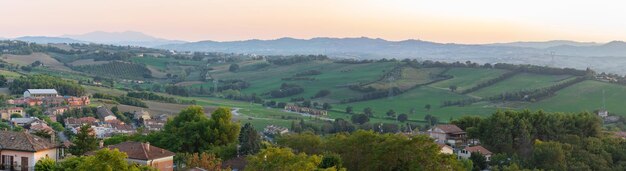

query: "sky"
(1, 0), (625, 43)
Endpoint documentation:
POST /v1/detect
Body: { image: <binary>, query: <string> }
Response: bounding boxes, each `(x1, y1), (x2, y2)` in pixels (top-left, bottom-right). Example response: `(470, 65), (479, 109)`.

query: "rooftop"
(93, 141), (175, 160)
(26, 89), (58, 94)
(464, 145), (493, 155)
(0, 131), (59, 152)
(433, 124), (465, 134)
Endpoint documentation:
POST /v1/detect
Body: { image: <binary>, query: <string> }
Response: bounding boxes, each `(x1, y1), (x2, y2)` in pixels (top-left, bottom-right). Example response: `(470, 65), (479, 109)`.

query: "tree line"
(9, 74), (85, 96)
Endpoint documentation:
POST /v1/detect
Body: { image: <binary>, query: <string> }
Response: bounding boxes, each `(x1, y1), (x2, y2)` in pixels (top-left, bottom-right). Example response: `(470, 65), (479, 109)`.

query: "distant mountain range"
(4, 31), (186, 47)
(13, 36), (88, 44)
(157, 37), (626, 58)
(62, 31), (186, 47)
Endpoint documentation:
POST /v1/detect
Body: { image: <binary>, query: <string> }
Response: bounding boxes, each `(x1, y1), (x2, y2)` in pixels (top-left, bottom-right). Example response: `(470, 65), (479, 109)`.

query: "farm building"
(284, 104), (328, 116)
(23, 89), (58, 98)
(427, 124), (467, 147)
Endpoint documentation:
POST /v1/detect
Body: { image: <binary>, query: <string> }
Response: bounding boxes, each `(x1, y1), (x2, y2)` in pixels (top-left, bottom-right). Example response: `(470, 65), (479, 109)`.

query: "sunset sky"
(1, 0), (625, 43)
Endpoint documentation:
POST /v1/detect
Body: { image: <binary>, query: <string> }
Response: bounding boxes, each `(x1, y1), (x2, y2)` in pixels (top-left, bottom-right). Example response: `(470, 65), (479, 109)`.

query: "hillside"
(3, 40), (626, 126)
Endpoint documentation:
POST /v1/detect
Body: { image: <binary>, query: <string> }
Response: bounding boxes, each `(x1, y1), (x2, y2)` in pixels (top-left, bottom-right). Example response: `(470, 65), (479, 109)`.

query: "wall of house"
(1, 150), (36, 170)
(127, 156), (174, 171)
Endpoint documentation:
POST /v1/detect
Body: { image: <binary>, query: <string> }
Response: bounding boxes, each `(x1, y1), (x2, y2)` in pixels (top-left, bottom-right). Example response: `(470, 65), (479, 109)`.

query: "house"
(10, 118), (40, 127)
(597, 110), (608, 118)
(0, 131), (61, 171)
(263, 125), (289, 136)
(42, 96), (65, 106)
(143, 119), (166, 131)
(1, 107), (24, 120)
(44, 106), (68, 116)
(29, 123), (54, 135)
(111, 123), (135, 134)
(96, 106), (118, 122)
(64, 117), (99, 128)
(284, 104), (328, 116)
(91, 142), (175, 171)
(427, 124), (466, 146)
(134, 109), (151, 121)
(438, 144), (454, 155)
(66, 96), (90, 107)
(23, 89), (58, 98)
(457, 145), (493, 161)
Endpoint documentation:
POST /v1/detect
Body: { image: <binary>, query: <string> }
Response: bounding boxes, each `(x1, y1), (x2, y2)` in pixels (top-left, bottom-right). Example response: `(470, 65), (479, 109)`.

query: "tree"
(10, 113), (22, 118)
(449, 85), (458, 92)
(424, 114), (439, 126)
(58, 148), (157, 171)
(229, 64), (240, 72)
(0, 75), (6, 87)
(532, 140), (567, 171)
(239, 123), (261, 155)
(69, 124), (98, 155)
(182, 152), (223, 171)
(469, 152), (487, 171)
(319, 153), (343, 169)
(155, 106), (241, 153)
(276, 132), (323, 155)
(245, 147), (325, 171)
(386, 109), (396, 118)
(322, 103), (332, 110)
(351, 114), (369, 125)
(363, 107), (374, 117)
(397, 114), (408, 122)
(35, 157), (55, 171)
(424, 104), (431, 111)
(345, 106), (353, 114)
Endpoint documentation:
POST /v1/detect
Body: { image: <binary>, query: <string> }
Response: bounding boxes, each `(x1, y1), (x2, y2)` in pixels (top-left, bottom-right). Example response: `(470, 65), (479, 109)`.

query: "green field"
(335, 86), (495, 122)
(527, 80), (626, 115)
(470, 73), (573, 98)
(431, 68), (507, 91)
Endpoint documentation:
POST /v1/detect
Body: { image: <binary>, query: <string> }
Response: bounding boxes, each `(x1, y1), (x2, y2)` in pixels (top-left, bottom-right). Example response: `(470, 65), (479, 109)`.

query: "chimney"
(144, 142), (150, 152)
(99, 140), (104, 148)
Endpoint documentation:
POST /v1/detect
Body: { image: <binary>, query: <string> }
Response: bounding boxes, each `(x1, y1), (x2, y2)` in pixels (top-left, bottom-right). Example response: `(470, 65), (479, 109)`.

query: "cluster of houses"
(0, 130), (176, 171)
(284, 104), (328, 116)
(427, 124), (493, 161)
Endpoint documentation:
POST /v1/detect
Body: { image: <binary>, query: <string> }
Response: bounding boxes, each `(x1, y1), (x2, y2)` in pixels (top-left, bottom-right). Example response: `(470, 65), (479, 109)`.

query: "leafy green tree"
(363, 107), (373, 117)
(424, 104), (431, 111)
(322, 103), (332, 110)
(532, 140), (567, 171)
(397, 114), (408, 122)
(58, 148), (157, 171)
(0, 75), (6, 87)
(10, 113), (22, 118)
(449, 85), (458, 92)
(229, 64), (240, 72)
(386, 109), (396, 118)
(239, 123), (261, 155)
(245, 147), (326, 171)
(35, 157), (56, 171)
(345, 106), (353, 114)
(319, 153), (343, 169)
(69, 124), (98, 155)
(351, 114), (369, 125)
(154, 106), (240, 153)
(276, 132), (323, 155)
(469, 152), (487, 171)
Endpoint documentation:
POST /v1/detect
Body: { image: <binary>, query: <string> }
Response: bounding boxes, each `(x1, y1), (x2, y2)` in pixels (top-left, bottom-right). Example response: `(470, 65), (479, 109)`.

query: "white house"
(23, 89), (58, 98)
(427, 124), (467, 146)
(0, 131), (61, 171)
(457, 145), (493, 161)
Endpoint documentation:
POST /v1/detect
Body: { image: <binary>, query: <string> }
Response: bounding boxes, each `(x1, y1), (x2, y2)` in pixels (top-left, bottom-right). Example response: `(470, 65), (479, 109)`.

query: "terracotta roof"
(464, 145), (492, 155)
(97, 106), (115, 119)
(0, 131), (58, 152)
(97, 141), (175, 160)
(434, 124), (465, 134)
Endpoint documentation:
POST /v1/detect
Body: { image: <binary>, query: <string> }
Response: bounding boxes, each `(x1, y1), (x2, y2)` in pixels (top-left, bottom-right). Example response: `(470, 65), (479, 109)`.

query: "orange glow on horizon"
(1, 0), (625, 43)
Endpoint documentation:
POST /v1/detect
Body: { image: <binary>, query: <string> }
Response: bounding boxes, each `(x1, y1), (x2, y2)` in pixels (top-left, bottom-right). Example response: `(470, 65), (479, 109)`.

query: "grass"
(0, 69), (23, 79)
(431, 68), (507, 92)
(470, 73), (573, 98)
(334, 86), (495, 122)
(527, 80), (626, 116)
